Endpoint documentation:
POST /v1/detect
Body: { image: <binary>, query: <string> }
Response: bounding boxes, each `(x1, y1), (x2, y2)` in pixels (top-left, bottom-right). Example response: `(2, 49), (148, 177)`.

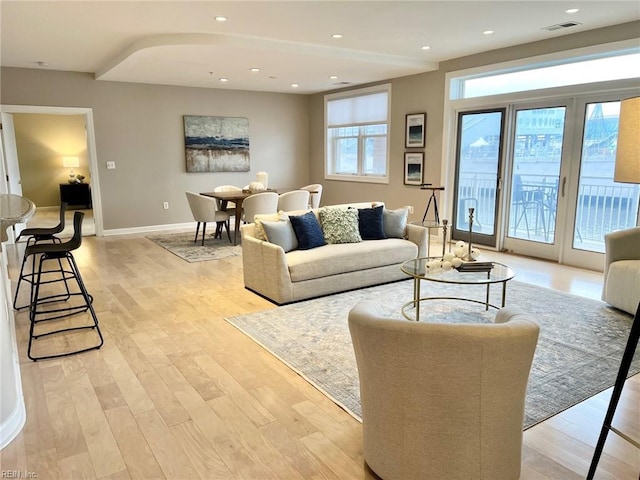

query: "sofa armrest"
(241, 224), (294, 304)
(604, 226), (640, 277)
(405, 223), (428, 258)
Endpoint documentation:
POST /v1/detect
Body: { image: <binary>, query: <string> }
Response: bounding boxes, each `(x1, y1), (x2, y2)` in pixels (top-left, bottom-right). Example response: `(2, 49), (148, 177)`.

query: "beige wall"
(13, 113), (89, 207)
(1, 70), (309, 230)
(309, 21), (640, 222)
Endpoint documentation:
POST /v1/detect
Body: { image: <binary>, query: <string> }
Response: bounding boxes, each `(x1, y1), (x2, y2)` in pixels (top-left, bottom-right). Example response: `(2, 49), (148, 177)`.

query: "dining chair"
(301, 184), (323, 209)
(185, 191), (231, 245)
(277, 190), (310, 212)
(242, 191), (279, 223)
(213, 185), (242, 211)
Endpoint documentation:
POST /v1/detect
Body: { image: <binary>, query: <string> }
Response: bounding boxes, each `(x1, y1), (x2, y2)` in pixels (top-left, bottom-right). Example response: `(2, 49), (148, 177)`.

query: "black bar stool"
(26, 211), (103, 361)
(13, 202), (67, 310)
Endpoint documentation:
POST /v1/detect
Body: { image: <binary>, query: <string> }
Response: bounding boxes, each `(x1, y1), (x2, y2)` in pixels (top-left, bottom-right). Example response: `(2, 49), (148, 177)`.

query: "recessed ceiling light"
(566, 8), (579, 14)
(329, 75), (338, 80)
(291, 83), (300, 88)
(215, 16), (227, 22)
(219, 77), (229, 82)
(483, 30), (495, 35)
(250, 67), (261, 73)
(331, 34), (343, 39)
(421, 45), (431, 51)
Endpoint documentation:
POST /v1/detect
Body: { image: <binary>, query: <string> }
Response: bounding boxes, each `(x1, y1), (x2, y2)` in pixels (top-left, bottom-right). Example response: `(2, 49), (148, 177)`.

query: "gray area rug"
(226, 279), (638, 429)
(146, 231), (242, 262)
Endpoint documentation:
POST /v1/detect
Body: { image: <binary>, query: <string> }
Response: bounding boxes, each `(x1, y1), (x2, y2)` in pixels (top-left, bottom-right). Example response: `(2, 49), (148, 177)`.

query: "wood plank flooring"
(1, 232), (638, 479)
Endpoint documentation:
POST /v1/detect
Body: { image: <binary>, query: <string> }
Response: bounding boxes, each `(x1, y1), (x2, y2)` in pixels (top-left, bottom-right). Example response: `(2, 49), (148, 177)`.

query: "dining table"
(201, 189), (270, 245)
(201, 188), (318, 245)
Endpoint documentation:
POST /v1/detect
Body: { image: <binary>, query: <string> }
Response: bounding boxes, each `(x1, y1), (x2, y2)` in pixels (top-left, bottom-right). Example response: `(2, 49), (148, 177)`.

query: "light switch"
(106, 161), (116, 170)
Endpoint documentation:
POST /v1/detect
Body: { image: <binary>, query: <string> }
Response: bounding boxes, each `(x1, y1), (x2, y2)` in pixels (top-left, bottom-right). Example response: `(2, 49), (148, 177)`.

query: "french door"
(452, 93), (639, 269)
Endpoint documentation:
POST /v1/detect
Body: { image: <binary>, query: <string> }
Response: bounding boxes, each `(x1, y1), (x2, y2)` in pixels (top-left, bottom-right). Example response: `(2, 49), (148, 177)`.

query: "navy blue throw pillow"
(358, 205), (387, 240)
(289, 211), (326, 250)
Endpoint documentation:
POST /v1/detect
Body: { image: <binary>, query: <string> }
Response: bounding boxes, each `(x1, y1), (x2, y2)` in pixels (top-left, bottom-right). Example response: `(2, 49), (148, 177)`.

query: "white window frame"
(324, 84), (391, 184)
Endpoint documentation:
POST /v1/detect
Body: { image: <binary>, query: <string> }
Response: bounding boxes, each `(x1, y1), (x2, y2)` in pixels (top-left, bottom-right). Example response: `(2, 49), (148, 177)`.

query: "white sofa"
(602, 226), (640, 315)
(240, 202), (427, 304)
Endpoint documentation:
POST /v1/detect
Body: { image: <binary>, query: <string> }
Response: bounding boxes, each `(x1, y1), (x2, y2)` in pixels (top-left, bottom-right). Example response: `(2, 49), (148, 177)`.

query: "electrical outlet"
(408, 205), (414, 214)
(106, 161), (116, 170)
(163, 202), (169, 210)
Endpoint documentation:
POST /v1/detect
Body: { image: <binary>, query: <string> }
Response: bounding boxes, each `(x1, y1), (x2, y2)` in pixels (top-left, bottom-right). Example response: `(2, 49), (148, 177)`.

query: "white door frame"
(0, 105), (103, 237)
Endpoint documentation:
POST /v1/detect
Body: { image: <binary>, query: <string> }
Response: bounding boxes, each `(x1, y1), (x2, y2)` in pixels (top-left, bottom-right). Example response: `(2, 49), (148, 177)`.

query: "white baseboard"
(102, 222), (195, 236)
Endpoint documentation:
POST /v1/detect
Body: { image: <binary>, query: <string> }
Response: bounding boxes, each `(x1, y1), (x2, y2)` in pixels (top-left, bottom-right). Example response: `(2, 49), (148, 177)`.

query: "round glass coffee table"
(400, 257), (516, 321)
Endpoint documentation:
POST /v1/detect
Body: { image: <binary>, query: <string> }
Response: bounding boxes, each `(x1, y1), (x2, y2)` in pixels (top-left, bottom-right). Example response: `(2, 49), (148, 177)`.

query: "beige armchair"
(602, 226), (640, 315)
(348, 301), (539, 480)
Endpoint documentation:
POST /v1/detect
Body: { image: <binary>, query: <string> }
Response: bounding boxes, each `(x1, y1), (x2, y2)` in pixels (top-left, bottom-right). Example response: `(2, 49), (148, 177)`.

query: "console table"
(60, 183), (91, 208)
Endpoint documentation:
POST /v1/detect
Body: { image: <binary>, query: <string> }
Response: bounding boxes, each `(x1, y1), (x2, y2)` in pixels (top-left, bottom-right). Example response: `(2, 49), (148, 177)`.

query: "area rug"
(226, 280), (638, 429)
(146, 231), (242, 262)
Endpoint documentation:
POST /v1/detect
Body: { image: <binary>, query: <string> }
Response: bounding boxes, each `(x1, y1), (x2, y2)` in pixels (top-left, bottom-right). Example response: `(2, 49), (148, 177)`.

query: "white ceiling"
(2, 1), (639, 94)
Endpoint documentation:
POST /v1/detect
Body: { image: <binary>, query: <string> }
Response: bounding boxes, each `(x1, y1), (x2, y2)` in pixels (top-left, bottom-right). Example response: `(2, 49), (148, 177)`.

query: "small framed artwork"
(405, 112), (426, 148)
(404, 152), (424, 185)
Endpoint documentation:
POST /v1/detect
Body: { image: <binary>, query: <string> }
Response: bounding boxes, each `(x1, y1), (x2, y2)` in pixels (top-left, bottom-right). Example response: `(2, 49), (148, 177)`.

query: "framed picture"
(405, 112), (426, 148)
(184, 115), (250, 172)
(404, 152), (424, 185)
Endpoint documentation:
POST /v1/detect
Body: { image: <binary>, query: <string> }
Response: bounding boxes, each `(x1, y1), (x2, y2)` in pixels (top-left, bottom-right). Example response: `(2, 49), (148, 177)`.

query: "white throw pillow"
(261, 219), (298, 252)
(383, 207), (409, 238)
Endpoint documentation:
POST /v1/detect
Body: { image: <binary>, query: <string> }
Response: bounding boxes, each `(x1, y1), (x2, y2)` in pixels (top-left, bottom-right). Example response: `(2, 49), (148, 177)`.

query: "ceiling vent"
(542, 21), (582, 32)
(333, 81), (351, 85)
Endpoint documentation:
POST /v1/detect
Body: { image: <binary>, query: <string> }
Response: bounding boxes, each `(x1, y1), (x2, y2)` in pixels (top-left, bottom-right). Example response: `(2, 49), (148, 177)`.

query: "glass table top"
(401, 256), (516, 285)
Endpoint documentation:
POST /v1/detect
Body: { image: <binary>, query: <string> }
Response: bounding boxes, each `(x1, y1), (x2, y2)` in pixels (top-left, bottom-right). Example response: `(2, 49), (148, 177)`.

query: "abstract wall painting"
(184, 115), (250, 172)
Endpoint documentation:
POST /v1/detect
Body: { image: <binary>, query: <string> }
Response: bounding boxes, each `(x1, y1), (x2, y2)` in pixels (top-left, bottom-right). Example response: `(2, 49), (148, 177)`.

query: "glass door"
(451, 109), (505, 247)
(502, 105), (568, 259)
(562, 98), (640, 270)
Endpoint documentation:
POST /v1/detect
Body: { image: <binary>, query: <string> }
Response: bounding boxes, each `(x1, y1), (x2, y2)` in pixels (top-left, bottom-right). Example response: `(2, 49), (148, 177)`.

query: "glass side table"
(400, 257), (516, 321)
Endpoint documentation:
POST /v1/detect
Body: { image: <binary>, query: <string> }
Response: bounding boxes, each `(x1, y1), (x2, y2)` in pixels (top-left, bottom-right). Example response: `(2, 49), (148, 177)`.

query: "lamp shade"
(614, 97), (640, 184)
(62, 156), (80, 168)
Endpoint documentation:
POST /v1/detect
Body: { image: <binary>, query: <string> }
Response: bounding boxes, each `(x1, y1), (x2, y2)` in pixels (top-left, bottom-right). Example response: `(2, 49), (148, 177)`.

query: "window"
(325, 84), (391, 183)
(450, 50), (640, 100)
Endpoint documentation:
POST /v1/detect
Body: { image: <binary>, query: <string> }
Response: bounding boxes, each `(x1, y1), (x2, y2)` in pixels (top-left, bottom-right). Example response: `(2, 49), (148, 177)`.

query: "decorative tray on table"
(454, 261), (494, 273)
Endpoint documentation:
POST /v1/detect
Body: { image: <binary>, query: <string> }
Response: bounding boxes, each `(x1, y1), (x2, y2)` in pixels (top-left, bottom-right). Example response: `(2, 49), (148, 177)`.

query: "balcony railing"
(456, 173), (639, 252)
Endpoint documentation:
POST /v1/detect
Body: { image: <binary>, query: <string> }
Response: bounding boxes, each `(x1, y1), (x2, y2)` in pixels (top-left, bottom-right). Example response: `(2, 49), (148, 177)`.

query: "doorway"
(1, 105), (103, 238)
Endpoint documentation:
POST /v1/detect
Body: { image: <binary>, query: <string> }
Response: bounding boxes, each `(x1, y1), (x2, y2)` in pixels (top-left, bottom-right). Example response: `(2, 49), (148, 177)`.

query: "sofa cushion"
(319, 206), (362, 244)
(287, 238), (418, 282)
(358, 205), (386, 240)
(262, 219), (298, 252)
(384, 207), (409, 238)
(289, 211), (326, 250)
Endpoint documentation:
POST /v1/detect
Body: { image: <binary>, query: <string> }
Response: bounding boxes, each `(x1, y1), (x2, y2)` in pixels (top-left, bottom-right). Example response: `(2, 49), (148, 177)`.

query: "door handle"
(561, 176), (566, 197)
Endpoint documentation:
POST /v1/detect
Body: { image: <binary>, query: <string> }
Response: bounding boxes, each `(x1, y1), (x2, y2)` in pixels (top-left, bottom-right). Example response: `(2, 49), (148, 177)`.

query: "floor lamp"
(587, 96), (640, 479)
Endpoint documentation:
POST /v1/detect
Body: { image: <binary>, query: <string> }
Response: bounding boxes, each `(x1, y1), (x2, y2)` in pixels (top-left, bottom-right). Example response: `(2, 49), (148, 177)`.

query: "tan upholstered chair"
(301, 183), (323, 209)
(277, 190), (310, 212)
(242, 191), (278, 223)
(602, 226), (640, 315)
(348, 301), (539, 480)
(185, 191), (231, 245)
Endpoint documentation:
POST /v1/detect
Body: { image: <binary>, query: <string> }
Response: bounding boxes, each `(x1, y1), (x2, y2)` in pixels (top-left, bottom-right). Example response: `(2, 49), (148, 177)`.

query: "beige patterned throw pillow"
(254, 213), (281, 241)
(318, 207), (362, 244)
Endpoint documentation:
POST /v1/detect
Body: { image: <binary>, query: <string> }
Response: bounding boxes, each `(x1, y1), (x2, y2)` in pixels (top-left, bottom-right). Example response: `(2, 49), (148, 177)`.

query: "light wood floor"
(1, 232), (638, 479)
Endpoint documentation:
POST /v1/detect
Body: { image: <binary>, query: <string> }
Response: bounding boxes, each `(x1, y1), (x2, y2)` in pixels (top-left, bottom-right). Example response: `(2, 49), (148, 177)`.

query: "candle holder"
(441, 219), (449, 257)
(464, 207), (476, 262)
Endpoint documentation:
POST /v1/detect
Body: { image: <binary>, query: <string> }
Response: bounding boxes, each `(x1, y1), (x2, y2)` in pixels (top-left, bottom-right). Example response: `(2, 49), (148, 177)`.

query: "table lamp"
(63, 156), (80, 183)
